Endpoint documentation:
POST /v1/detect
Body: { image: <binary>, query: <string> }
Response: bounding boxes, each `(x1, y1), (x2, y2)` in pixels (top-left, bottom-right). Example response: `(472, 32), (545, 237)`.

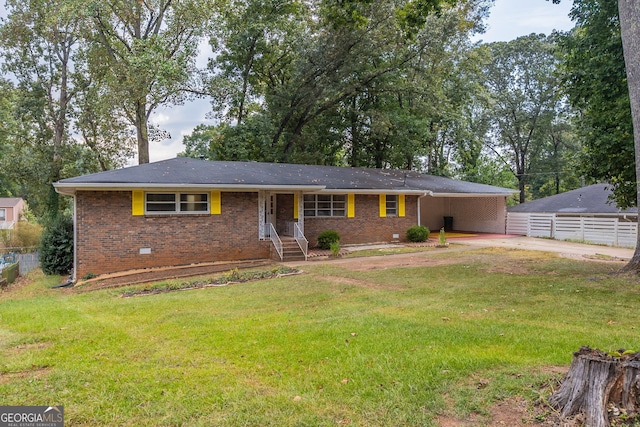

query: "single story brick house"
(0, 198), (25, 230)
(54, 157), (517, 278)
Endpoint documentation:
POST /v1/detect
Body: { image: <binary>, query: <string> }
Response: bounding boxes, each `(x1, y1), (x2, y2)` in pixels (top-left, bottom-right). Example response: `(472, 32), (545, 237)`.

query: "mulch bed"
(73, 259), (273, 292)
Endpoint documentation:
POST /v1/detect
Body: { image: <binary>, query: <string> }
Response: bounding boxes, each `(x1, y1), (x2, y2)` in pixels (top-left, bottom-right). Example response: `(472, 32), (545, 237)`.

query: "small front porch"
(260, 191), (309, 262)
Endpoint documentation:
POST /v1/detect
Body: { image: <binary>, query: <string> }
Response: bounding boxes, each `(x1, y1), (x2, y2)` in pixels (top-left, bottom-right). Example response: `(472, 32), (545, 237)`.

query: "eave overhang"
(428, 191), (518, 198)
(54, 183), (516, 198)
(53, 183), (327, 196)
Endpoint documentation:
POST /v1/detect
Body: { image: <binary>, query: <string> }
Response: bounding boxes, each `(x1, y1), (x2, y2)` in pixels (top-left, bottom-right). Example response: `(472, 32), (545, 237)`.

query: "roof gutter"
(53, 182), (328, 196)
(316, 188), (430, 195)
(54, 183), (433, 196)
(429, 192), (518, 198)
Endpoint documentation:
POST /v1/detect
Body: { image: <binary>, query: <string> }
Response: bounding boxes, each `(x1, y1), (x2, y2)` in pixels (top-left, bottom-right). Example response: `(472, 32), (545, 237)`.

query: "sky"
(148, 0), (576, 163)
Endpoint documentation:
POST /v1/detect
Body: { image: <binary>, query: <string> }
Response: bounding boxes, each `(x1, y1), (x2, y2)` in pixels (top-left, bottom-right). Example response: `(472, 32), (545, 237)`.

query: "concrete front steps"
(272, 237), (306, 262)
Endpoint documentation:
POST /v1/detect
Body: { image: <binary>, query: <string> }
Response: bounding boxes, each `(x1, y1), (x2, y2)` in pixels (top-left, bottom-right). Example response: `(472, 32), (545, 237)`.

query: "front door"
(264, 193), (277, 235)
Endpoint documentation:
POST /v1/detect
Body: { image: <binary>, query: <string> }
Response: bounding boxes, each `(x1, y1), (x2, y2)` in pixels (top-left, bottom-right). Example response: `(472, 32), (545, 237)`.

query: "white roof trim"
(54, 183), (516, 198)
(314, 189), (429, 195)
(53, 182), (327, 196)
(429, 192), (518, 197)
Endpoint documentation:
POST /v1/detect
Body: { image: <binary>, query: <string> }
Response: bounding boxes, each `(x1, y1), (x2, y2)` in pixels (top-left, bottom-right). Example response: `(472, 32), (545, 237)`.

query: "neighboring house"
(0, 198), (25, 230)
(507, 184), (638, 247)
(54, 157), (517, 278)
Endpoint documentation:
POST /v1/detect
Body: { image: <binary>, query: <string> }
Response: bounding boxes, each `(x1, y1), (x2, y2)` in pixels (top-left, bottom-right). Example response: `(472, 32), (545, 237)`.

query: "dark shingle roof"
(55, 157), (517, 196)
(508, 184), (637, 214)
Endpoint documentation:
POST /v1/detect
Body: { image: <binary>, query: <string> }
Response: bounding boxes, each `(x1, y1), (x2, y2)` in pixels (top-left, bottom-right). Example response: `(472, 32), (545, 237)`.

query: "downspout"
(73, 194), (77, 282)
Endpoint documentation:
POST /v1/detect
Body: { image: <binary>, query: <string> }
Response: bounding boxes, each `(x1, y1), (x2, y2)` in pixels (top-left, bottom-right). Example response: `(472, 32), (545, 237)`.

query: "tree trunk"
(516, 173), (526, 204)
(549, 346), (640, 427)
(618, 0), (640, 273)
(135, 99), (150, 164)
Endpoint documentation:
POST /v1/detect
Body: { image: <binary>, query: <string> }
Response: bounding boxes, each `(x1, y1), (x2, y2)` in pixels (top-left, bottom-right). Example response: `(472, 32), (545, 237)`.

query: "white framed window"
(386, 195), (398, 217)
(303, 194), (346, 217)
(146, 193), (209, 214)
(0, 209), (5, 221)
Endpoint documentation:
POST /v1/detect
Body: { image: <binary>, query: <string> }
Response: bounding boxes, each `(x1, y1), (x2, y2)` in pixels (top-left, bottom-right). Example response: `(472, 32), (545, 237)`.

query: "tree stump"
(549, 346), (640, 427)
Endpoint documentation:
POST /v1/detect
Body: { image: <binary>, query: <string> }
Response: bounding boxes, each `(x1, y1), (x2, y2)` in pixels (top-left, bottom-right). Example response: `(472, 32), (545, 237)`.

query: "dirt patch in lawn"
(309, 246), (477, 271)
(314, 247), (545, 274)
(7, 341), (53, 354)
(436, 397), (578, 427)
(0, 366), (51, 384)
(436, 366), (571, 427)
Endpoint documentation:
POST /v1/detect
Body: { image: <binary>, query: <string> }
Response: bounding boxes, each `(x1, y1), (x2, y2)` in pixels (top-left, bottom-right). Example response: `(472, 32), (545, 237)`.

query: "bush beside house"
(40, 216), (74, 275)
(406, 225), (430, 242)
(317, 230), (340, 250)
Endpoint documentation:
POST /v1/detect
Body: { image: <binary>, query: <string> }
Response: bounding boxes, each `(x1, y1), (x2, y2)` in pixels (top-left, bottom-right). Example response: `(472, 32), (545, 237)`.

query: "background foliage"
(0, 0), (636, 224)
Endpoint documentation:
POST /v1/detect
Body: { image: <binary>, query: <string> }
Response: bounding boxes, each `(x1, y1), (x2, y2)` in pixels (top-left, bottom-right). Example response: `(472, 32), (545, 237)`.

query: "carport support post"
(417, 192), (429, 227)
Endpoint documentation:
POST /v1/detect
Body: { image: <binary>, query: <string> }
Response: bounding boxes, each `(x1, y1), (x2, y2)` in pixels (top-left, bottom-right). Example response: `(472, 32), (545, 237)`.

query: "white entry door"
(264, 193), (277, 235)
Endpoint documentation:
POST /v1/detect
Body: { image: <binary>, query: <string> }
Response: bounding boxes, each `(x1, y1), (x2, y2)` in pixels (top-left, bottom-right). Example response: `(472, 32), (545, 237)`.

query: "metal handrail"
(269, 223), (283, 261)
(293, 223), (308, 261)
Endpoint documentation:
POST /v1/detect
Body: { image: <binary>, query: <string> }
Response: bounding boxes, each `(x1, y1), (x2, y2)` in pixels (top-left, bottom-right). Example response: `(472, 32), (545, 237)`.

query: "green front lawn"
(1, 248), (638, 426)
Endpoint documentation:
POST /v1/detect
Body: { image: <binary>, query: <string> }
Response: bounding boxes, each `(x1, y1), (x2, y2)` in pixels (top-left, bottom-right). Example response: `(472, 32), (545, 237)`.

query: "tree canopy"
(11, 0), (639, 224)
(189, 0), (500, 172)
(560, 0), (635, 208)
(482, 33), (573, 203)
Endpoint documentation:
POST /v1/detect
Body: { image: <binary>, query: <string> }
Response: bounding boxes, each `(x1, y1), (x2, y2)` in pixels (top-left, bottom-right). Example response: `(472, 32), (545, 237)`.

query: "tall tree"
(207, 0), (307, 126)
(0, 78), (21, 197)
(201, 0), (494, 169)
(617, 0), (640, 272)
(482, 34), (565, 203)
(0, 0), (82, 218)
(74, 75), (137, 171)
(345, 2), (489, 173)
(553, 0), (640, 272)
(527, 118), (581, 199)
(87, 0), (214, 164)
(560, 0), (634, 206)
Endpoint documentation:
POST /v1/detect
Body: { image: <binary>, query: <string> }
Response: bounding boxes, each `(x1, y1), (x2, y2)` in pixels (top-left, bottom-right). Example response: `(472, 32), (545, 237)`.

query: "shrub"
(1, 222), (43, 252)
(329, 241), (341, 257)
(406, 225), (430, 242)
(12, 222), (43, 250)
(439, 227), (448, 246)
(317, 230), (340, 250)
(0, 230), (10, 249)
(39, 215), (74, 275)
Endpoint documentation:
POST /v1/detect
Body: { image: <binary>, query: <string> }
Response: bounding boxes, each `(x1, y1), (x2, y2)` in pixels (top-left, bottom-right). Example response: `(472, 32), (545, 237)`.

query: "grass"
(1, 248), (639, 426)
(344, 246), (433, 257)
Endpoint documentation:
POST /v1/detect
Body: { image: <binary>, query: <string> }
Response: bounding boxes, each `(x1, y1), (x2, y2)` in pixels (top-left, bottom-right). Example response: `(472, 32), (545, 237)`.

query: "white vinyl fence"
(507, 213), (637, 248)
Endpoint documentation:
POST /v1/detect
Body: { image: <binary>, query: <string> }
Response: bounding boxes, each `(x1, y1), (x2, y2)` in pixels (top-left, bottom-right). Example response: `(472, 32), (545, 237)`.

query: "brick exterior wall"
(75, 191), (270, 277)
(302, 194), (419, 247)
(420, 195), (507, 234)
(74, 191), (427, 276)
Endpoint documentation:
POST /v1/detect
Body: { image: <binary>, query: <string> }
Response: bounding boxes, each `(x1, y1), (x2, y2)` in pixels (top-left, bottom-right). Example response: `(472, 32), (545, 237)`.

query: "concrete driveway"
(449, 235), (635, 261)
